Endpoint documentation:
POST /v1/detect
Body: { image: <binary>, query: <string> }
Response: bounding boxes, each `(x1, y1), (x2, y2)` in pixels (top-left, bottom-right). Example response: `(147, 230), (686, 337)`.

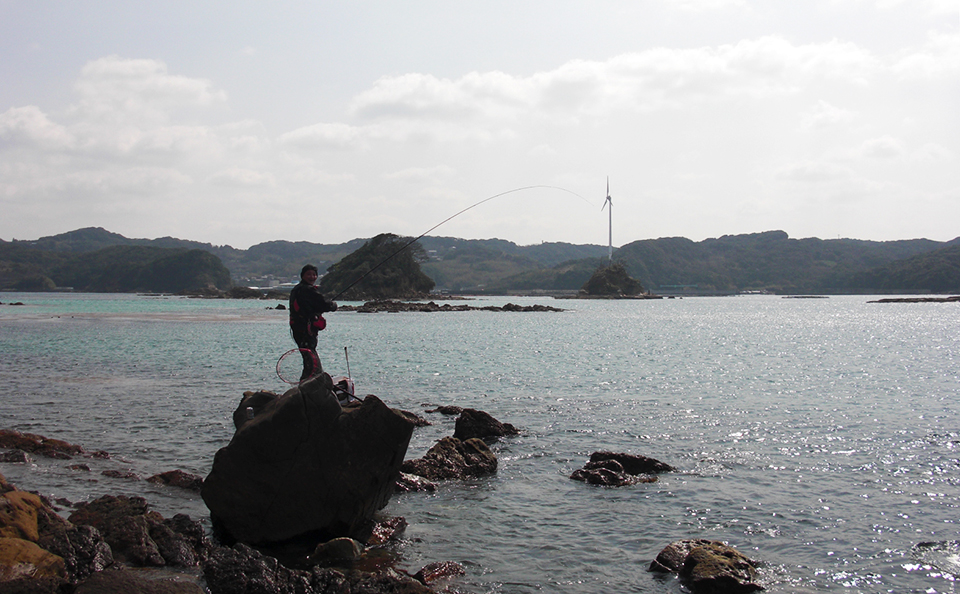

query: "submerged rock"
(201, 373), (415, 545)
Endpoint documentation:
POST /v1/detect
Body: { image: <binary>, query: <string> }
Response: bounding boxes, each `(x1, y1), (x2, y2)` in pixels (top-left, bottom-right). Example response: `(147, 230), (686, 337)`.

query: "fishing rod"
(330, 185), (593, 301)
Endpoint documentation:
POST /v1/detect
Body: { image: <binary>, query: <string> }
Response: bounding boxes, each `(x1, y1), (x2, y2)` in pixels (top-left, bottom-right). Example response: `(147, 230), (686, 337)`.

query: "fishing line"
(330, 184), (594, 301)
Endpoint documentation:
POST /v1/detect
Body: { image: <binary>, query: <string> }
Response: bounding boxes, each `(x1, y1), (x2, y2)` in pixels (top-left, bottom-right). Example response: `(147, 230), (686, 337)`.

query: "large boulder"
(201, 374), (415, 545)
(453, 409), (519, 441)
(649, 539), (762, 593)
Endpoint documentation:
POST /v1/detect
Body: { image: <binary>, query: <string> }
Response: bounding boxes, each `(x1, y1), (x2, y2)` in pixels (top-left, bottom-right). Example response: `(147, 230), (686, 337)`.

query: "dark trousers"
(292, 330), (321, 381)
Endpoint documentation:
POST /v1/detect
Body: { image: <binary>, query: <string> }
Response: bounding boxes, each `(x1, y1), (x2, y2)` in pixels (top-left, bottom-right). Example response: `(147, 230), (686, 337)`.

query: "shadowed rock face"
(201, 374), (415, 545)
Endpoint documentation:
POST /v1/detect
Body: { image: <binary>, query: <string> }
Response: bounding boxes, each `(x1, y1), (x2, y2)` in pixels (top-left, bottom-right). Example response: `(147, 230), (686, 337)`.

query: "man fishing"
(289, 264), (337, 381)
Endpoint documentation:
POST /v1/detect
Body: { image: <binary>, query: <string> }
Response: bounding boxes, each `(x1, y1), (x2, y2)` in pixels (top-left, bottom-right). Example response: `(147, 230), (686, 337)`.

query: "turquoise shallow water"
(1, 292), (959, 592)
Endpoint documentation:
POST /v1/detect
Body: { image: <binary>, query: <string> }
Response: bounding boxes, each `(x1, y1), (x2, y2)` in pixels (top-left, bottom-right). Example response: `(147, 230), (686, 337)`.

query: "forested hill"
(614, 230), (960, 294)
(3, 227), (958, 294)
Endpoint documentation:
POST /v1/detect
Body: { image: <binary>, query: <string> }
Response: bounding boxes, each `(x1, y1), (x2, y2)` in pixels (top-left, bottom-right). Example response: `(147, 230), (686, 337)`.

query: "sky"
(1, 1), (958, 250)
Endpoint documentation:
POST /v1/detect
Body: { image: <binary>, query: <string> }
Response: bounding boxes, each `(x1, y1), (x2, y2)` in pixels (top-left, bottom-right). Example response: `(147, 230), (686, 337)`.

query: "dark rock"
(400, 436), (497, 481)
(570, 451), (672, 486)
(394, 473), (438, 493)
(367, 517), (407, 546)
(201, 373), (415, 544)
(0, 429), (83, 460)
(101, 470), (140, 480)
(67, 495), (206, 568)
(203, 543), (432, 594)
(309, 537), (364, 563)
(395, 409), (431, 427)
(589, 451), (675, 474)
(0, 577), (64, 594)
(424, 405), (463, 415)
(413, 560), (466, 585)
(146, 471), (203, 492)
(453, 408), (519, 441)
(0, 450), (31, 464)
(73, 567), (204, 593)
(650, 539), (762, 593)
(37, 506), (114, 581)
(570, 467), (656, 486)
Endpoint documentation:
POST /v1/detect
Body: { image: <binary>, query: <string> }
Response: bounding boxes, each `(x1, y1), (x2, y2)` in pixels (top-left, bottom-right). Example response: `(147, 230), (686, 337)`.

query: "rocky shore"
(338, 300), (564, 313)
(3, 378), (779, 594)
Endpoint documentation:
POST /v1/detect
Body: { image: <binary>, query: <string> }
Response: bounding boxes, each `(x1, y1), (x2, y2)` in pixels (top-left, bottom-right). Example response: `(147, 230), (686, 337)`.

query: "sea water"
(1, 292), (958, 593)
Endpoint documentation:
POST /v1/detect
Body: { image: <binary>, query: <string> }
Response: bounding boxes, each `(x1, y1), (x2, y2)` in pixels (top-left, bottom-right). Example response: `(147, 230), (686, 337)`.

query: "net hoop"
(276, 348), (320, 385)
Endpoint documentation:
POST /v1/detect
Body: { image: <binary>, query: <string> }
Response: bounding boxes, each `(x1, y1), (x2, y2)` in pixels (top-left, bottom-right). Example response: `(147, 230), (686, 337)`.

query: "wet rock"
(453, 408), (519, 441)
(309, 537), (364, 563)
(570, 452), (672, 486)
(367, 517), (407, 547)
(101, 470), (140, 481)
(911, 540), (960, 575)
(0, 450), (31, 464)
(73, 567), (204, 593)
(203, 543), (432, 594)
(202, 373), (415, 544)
(400, 436), (497, 481)
(146, 471), (203, 492)
(36, 507), (113, 581)
(424, 405), (463, 415)
(588, 451), (675, 474)
(413, 560), (466, 586)
(649, 539), (762, 593)
(68, 495), (206, 568)
(0, 430), (83, 460)
(394, 473), (438, 493)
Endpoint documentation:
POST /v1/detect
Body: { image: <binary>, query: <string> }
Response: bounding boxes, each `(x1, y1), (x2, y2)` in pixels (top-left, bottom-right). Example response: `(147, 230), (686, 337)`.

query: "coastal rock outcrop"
(201, 374), (416, 545)
(67, 495), (209, 567)
(400, 436), (497, 481)
(453, 408), (520, 441)
(570, 451), (675, 486)
(203, 542), (434, 594)
(649, 539), (763, 593)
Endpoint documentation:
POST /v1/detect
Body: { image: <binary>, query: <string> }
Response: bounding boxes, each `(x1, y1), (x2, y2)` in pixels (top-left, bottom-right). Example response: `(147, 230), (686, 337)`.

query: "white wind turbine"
(601, 178), (613, 263)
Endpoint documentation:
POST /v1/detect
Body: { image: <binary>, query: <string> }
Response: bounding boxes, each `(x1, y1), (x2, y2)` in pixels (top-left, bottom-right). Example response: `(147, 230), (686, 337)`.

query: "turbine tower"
(601, 177), (613, 263)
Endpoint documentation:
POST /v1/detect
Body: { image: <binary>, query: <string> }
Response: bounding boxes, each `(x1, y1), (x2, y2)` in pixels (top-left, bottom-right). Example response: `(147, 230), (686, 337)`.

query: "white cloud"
(72, 56), (227, 125)
(801, 100), (857, 129)
(0, 106), (75, 149)
(207, 167), (275, 187)
(860, 135), (905, 159)
(776, 161), (854, 182)
(892, 31), (960, 79)
(278, 122), (364, 150)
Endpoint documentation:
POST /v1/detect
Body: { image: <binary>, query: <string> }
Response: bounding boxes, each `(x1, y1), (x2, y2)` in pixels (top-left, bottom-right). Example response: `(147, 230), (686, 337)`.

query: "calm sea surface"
(1, 292), (958, 593)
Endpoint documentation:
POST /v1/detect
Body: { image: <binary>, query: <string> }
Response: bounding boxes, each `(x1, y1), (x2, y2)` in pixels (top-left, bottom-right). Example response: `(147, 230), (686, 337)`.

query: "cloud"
(860, 135), (904, 159)
(278, 122), (364, 150)
(72, 55), (227, 125)
(0, 106), (75, 149)
(800, 100), (857, 130)
(775, 161), (854, 182)
(207, 167), (276, 187)
(892, 31), (960, 79)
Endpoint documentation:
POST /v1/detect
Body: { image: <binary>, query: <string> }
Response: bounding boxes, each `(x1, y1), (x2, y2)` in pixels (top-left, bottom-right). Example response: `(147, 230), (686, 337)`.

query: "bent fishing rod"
(330, 185), (592, 301)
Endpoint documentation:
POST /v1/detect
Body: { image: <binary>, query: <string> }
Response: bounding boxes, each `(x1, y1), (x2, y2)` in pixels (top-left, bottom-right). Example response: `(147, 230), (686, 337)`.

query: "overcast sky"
(2, 1), (957, 249)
